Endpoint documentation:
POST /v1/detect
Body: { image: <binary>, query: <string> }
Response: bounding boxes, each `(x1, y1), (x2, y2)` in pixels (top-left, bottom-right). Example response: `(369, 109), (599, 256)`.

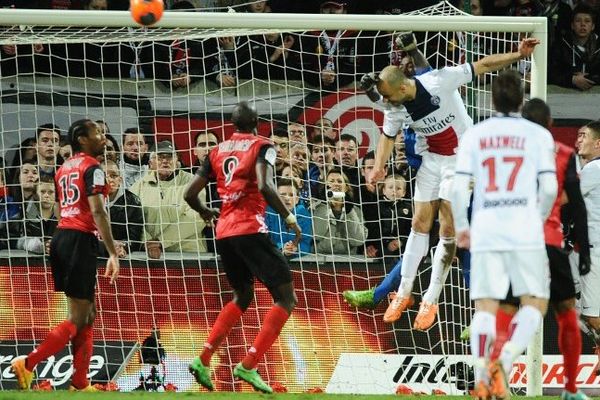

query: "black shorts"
(216, 233), (292, 291)
(501, 245), (576, 305)
(50, 229), (99, 302)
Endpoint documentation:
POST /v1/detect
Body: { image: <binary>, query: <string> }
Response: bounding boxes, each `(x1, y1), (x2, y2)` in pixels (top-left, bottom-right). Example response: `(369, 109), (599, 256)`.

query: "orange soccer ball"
(130, 0), (164, 26)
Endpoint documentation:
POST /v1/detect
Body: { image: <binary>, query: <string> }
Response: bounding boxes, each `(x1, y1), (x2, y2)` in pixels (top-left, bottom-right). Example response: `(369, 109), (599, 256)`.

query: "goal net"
(0, 2), (546, 394)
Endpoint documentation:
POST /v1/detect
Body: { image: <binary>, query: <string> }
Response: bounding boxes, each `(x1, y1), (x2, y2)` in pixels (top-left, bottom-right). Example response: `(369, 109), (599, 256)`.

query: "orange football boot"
(383, 294), (414, 323)
(414, 301), (439, 330)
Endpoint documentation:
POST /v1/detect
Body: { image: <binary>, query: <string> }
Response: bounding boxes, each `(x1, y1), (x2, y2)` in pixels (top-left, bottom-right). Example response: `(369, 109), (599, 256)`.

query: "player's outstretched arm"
(368, 134), (394, 184)
(89, 194), (120, 284)
(472, 37), (540, 76)
(256, 158), (302, 245)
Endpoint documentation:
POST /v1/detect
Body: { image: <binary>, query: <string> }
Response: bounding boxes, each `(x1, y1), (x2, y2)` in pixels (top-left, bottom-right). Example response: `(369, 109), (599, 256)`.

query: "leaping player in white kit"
(364, 37), (540, 329)
(451, 70), (557, 399)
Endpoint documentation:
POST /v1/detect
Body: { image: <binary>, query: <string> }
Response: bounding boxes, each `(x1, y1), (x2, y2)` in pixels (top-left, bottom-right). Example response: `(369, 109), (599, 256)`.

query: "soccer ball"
(130, 0), (164, 26)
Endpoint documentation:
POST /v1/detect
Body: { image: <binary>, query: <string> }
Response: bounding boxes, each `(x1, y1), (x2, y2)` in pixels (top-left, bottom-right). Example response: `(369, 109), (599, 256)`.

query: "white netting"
(0, 2), (542, 394)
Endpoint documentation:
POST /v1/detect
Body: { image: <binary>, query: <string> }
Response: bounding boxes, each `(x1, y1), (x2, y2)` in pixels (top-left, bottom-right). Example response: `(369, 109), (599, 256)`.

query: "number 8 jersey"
(55, 152), (108, 233)
(454, 115), (556, 252)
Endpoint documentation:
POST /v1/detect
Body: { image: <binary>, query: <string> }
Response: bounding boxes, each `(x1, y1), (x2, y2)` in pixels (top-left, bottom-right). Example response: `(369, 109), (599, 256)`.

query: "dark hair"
(572, 3), (596, 23)
(362, 150), (376, 163)
(106, 133), (120, 153)
(69, 119), (95, 153)
(584, 120), (600, 140)
(170, 0), (195, 10)
(123, 127), (140, 136)
(37, 123), (61, 139)
(522, 98), (551, 129)
(7, 156), (38, 201)
(277, 177), (298, 191)
(193, 130), (219, 145)
(338, 133), (358, 146)
(231, 101), (258, 132)
(308, 134), (336, 152)
(38, 174), (54, 185)
(271, 127), (289, 138)
(492, 70), (523, 114)
(95, 119), (110, 133)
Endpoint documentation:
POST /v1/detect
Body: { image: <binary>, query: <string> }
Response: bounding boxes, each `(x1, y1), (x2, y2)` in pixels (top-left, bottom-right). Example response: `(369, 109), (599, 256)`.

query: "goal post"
(0, 4), (548, 395)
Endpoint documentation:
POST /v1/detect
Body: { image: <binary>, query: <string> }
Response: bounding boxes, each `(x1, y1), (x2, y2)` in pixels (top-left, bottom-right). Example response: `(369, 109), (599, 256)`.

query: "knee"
(87, 305), (97, 326)
(277, 291), (297, 314)
(585, 316), (600, 331)
(233, 287), (254, 311)
(411, 217), (432, 234)
(552, 298), (575, 314)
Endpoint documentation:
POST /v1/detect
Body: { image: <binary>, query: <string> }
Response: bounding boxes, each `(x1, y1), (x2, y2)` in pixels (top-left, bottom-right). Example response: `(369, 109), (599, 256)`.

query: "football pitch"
(0, 393), (559, 400)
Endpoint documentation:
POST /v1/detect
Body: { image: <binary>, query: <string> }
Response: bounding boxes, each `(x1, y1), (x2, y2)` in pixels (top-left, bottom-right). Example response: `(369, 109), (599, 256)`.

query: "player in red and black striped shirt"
(11, 119), (119, 392)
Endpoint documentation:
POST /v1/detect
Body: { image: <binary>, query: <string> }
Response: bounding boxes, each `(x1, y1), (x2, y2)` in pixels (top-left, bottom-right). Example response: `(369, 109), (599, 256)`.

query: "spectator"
(360, 150), (385, 258)
(271, 127), (290, 175)
(0, 159), (39, 250)
(36, 123), (63, 178)
(191, 129), (221, 252)
(310, 117), (336, 141)
(130, 141), (207, 258)
(11, 137), (37, 168)
(192, 130), (219, 172)
(265, 178), (313, 256)
(308, 135), (335, 199)
(281, 159), (310, 207)
(393, 133), (418, 198)
(549, 4), (600, 91)
(335, 133), (360, 199)
(102, 159), (144, 256)
(17, 175), (58, 254)
(105, 133), (120, 164)
(121, 128), (149, 189)
(371, 174), (412, 264)
(300, 1), (360, 90)
(59, 137), (72, 161)
(288, 122), (307, 145)
(237, 32), (300, 80)
(151, 35), (205, 89)
(82, 0), (106, 9)
(202, 37), (239, 88)
(313, 168), (367, 255)
(246, 0), (270, 12)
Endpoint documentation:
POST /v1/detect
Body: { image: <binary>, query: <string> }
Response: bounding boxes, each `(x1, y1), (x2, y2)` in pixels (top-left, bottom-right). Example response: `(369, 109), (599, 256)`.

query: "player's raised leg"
(343, 257), (403, 309)
(416, 199), (456, 330)
(384, 200), (433, 323)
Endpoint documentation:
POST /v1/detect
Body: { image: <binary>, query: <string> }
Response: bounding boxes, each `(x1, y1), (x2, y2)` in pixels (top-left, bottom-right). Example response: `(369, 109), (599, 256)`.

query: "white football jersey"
(454, 115), (556, 252)
(383, 63), (474, 156)
(580, 158), (600, 246)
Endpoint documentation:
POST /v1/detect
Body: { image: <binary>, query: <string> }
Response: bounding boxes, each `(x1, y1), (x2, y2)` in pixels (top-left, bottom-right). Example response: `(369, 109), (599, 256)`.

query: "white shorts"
(413, 151), (456, 202)
(577, 247), (600, 317)
(470, 249), (550, 301)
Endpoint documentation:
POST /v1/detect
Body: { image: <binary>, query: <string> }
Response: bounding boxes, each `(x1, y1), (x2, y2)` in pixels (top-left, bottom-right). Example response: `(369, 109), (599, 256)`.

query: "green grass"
(0, 393), (559, 400)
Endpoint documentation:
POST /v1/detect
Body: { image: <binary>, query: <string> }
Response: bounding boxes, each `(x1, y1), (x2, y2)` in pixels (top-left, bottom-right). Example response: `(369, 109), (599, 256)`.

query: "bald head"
(378, 65), (409, 89)
(232, 101), (258, 132)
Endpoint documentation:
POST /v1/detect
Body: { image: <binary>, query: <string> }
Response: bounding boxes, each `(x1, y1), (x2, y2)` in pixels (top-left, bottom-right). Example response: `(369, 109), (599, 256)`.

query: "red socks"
(491, 308), (514, 361)
(71, 325), (94, 389)
(200, 301), (243, 366)
(26, 320), (77, 371)
(242, 305), (290, 370)
(556, 308), (581, 393)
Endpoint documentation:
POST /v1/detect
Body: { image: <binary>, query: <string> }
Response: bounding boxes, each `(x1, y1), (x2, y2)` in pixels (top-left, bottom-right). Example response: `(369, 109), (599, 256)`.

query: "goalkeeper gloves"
(395, 31), (417, 52)
(360, 72), (381, 103)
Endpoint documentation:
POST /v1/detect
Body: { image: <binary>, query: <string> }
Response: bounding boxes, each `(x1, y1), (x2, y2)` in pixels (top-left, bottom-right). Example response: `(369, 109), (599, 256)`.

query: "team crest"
(431, 95), (440, 106)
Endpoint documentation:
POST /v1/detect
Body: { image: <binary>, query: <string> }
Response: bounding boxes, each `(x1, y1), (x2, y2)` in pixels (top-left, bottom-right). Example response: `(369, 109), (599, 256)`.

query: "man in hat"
(130, 140), (208, 258)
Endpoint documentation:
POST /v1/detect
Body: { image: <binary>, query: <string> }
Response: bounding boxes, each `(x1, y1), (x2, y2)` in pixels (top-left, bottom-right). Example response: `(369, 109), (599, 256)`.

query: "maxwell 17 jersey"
(454, 116), (556, 251)
(382, 63), (475, 156)
(55, 152), (108, 234)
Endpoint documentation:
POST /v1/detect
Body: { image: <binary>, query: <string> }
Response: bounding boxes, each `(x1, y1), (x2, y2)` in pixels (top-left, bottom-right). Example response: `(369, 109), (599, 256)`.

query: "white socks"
(423, 237), (456, 304)
(499, 305), (542, 373)
(470, 311), (496, 383)
(398, 229), (430, 298)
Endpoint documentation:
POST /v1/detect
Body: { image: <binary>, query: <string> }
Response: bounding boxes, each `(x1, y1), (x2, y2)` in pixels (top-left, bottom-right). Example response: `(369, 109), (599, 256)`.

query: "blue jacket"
(265, 204), (313, 256)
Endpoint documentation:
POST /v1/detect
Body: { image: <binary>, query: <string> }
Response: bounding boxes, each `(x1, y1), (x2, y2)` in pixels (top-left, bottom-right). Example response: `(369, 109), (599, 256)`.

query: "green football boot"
(343, 288), (377, 309)
(233, 363), (273, 394)
(189, 357), (214, 391)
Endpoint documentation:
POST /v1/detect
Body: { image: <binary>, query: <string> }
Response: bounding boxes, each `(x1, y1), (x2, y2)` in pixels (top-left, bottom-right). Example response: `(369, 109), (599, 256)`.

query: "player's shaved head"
(232, 101), (258, 132)
(522, 98), (551, 129)
(378, 65), (408, 88)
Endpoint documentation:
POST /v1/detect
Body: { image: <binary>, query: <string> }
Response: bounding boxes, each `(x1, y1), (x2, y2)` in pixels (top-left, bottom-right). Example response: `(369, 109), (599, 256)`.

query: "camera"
(327, 190), (346, 200)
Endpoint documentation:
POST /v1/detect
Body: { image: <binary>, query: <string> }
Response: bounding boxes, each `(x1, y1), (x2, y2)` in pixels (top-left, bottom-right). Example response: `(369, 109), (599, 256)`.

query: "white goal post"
(0, 5), (547, 395)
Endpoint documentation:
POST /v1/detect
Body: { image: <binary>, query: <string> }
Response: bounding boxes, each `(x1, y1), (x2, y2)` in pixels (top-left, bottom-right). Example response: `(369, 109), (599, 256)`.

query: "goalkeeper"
(363, 35), (539, 330)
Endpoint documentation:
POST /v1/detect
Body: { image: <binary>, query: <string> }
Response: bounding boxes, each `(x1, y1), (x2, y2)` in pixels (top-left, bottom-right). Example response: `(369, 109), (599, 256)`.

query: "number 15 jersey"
(454, 115), (556, 252)
(55, 152), (108, 233)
